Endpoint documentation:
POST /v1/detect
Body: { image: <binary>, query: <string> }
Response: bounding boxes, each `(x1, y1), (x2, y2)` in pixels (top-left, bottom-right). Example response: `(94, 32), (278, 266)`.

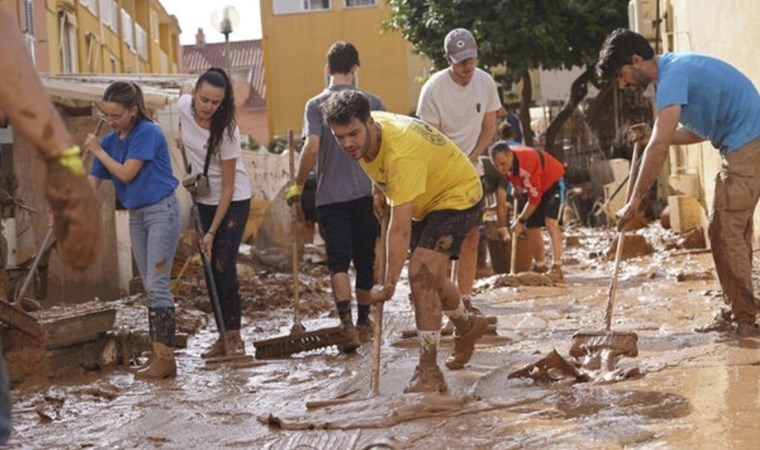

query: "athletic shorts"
(519, 181), (561, 228)
(317, 196), (378, 291)
(410, 199), (484, 259)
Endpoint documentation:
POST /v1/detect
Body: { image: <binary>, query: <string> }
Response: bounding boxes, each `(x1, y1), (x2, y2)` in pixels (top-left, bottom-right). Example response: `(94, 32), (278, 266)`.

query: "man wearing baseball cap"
(416, 28), (501, 347)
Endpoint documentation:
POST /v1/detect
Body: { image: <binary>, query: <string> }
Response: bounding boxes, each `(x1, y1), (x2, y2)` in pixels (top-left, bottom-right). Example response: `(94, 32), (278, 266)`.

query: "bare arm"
(671, 126), (706, 146)
(295, 135), (319, 187)
(372, 201), (413, 302)
(469, 110), (497, 162)
(495, 186), (508, 226)
(84, 137), (145, 185)
(629, 105), (681, 209)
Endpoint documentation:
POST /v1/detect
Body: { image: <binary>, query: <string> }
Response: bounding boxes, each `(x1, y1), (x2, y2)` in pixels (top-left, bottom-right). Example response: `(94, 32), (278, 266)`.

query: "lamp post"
(212, 6), (239, 77)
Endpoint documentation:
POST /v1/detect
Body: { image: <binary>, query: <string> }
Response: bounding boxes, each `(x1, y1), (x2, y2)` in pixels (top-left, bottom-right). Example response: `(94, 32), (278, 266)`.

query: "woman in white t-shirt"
(178, 68), (252, 358)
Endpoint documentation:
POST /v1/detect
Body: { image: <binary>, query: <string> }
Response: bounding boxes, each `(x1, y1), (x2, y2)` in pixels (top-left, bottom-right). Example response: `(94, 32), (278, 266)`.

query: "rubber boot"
(445, 314), (489, 370)
(135, 308), (176, 379)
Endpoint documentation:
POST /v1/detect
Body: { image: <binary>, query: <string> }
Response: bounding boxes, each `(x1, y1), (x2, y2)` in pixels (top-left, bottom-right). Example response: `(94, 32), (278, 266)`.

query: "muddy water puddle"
(7, 226), (760, 448)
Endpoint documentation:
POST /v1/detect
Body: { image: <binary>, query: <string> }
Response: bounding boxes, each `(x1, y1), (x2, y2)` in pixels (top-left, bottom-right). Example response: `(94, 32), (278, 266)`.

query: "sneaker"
(337, 324), (361, 353)
(548, 264), (564, 283)
(403, 364), (448, 393)
(356, 319), (374, 343)
(445, 315), (490, 370)
(531, 262), (549, 274)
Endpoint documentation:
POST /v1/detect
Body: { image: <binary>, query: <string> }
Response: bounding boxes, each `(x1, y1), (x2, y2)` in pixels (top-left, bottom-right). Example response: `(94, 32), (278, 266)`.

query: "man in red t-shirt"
(488, 141), (565, 280)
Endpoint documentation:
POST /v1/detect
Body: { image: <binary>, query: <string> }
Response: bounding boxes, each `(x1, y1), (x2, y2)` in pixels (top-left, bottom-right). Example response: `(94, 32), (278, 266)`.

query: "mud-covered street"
(7, 226), (760, 449)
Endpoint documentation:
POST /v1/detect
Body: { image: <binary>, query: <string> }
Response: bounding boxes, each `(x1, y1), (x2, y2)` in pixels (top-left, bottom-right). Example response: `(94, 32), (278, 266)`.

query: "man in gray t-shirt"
(287, 42), (384, 351)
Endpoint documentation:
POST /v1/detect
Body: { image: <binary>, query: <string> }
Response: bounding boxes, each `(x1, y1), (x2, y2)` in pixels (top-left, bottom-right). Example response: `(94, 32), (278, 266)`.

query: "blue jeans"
(129, 194), (180, 309)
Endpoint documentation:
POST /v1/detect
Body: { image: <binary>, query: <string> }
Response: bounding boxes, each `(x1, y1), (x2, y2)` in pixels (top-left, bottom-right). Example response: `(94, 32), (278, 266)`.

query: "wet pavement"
(7, 227), (760, 449)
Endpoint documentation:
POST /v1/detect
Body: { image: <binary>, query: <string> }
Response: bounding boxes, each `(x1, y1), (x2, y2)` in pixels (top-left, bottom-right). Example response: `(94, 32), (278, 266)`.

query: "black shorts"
(518, 181), (561, 228)
(410, 199), (484, 259)
(316, 196), (378, 291)
(301, 173), (317, 223)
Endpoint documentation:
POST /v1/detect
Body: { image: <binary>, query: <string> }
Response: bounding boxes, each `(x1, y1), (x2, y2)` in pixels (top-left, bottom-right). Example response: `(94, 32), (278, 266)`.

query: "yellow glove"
(285, 184), (303, 205)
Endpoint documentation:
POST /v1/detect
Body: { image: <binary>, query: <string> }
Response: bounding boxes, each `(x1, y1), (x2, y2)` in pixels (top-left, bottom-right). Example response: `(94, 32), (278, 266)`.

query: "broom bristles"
(570, 330), (638, 358)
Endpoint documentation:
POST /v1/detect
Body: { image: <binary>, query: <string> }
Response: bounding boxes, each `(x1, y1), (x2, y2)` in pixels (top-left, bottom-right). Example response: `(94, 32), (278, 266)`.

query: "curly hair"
(322, 90), (371, 126)
(596, 28), (654, 81)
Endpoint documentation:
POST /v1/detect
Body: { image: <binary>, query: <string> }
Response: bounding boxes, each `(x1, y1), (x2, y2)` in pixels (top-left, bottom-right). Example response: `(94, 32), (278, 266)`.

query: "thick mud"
(7, 225), (760, 449)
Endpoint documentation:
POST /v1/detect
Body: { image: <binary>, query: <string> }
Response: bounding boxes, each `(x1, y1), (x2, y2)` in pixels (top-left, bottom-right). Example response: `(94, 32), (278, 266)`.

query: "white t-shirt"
(416, 67), (501, 155)
(177, 94), (251, 205)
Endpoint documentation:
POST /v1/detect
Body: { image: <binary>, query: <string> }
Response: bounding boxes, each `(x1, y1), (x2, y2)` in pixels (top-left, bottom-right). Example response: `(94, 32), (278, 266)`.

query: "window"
(59, 12), (78, 73)
(99, 0), (118, 31)
(23, 0), (34, 35)
(121, 10), (134, 50)
(135, 24), (148, 59)
(80, 0), (98, 14)
(345, 0), (375, 7)
(150, 10), (160, 43)
(273, 0), (330, 15)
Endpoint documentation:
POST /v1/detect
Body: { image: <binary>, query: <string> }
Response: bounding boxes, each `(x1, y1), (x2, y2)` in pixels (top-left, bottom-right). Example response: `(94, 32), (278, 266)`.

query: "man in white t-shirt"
(416, 28), (501, 329)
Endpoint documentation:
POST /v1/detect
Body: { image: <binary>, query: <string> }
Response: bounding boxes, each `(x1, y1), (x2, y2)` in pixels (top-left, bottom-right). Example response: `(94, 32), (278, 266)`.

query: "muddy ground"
(6, 225), (760, 449)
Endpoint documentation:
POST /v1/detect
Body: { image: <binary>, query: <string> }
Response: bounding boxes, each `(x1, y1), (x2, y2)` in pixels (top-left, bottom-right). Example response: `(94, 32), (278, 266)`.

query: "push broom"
(570, 141), (642, 365)
(253, 130), (348, 359)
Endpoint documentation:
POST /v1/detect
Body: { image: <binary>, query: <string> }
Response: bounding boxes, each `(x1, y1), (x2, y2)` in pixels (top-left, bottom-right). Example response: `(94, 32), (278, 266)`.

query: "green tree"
(385, 0), (628, 159)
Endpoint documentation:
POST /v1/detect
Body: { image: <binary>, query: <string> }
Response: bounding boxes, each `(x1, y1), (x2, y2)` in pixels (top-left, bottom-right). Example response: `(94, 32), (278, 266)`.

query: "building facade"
(1, 0), (181, 74)
(259, 0), (429, 140)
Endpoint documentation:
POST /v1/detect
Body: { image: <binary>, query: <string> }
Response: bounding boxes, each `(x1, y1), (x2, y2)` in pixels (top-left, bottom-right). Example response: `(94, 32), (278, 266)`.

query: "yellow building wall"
(260, 0), (429, 139)
(664, 0), (760, 238)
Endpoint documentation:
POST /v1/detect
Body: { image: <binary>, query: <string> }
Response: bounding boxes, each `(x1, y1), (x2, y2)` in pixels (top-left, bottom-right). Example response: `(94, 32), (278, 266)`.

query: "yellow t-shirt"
(359, 112), (483, 221)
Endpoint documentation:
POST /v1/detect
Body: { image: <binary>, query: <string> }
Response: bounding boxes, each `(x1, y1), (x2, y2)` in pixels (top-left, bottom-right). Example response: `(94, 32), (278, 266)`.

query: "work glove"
(496, 226), (511, 243)
(285, 184), (302, 205)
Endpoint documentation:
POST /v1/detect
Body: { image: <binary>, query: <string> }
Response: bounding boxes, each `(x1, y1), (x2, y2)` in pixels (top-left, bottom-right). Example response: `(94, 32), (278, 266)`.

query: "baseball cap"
(444, 28), (478, 63)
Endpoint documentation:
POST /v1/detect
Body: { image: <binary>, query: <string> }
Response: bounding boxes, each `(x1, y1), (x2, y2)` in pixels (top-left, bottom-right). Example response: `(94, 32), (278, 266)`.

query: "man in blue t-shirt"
(597, 28), (760, 337)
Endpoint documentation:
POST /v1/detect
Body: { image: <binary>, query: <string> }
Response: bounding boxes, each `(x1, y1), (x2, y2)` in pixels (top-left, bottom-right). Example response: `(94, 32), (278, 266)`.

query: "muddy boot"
(201, 335), (226, 359)
(356, 318), (374, 343)
(338, 323), (361, 353)
(531, 261), (549, 274)
(225, 329), (247, 356)
(135, 308), (176, 379)
(461, 296), (483, 316)
(695, 308), (734, 333)
(445, 315), (490, 370)
(548, 264), (564, 283)
(135, 342), (176, 379)
(404, 363), (447, 393)
(735, 320), (760, 337)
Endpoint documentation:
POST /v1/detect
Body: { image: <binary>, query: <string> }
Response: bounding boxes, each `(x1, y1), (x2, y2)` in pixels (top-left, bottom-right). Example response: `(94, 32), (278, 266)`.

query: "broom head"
(570, 330), (638, 358)
(253, 325), (348, 359)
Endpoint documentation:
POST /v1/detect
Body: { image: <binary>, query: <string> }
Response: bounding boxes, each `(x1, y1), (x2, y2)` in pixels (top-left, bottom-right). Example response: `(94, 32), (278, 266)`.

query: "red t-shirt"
(504, 146), (565, 205)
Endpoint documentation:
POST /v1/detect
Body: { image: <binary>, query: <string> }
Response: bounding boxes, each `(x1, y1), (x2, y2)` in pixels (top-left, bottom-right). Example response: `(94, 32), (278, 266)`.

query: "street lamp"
(211, 6), (240, 77)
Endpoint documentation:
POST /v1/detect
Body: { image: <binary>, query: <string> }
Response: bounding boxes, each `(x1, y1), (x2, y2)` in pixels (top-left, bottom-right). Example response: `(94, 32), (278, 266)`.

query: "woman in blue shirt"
(85, 82), (180, 379)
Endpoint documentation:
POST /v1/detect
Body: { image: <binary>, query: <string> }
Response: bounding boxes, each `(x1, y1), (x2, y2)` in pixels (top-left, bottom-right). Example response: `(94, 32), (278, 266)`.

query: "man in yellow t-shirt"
(322, 90), (490, 393)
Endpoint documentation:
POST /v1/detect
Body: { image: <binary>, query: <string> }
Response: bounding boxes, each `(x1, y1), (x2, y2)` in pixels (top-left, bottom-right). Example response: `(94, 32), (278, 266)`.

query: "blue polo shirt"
(656, 52), (760, 154)
(91, 118), (178, 209)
